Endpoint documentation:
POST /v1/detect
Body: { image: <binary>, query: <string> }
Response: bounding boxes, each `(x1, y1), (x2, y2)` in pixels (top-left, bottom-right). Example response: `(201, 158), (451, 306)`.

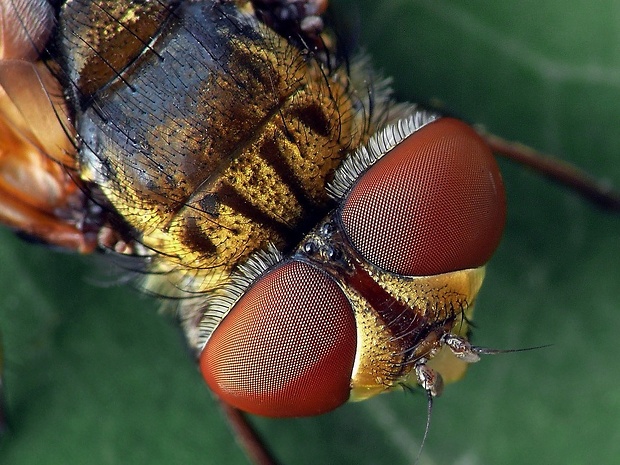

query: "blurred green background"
(1, 1), (619, 464)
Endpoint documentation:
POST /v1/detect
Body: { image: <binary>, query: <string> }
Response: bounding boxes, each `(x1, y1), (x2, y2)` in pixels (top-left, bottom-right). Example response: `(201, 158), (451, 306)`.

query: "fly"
(0, 1), (619, 465)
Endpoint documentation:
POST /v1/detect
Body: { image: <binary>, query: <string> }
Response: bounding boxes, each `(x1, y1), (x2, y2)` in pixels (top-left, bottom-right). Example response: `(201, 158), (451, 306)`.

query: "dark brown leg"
(220, 402), (281, 465)
(481, 131), (620, 213)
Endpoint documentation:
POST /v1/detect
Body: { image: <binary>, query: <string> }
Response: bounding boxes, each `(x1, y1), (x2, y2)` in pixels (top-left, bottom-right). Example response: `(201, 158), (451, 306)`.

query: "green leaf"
(1, 1), (619, 464)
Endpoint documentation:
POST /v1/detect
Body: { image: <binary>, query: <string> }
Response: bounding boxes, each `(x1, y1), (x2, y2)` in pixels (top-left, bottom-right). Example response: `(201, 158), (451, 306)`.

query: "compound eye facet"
(340, 118), (506, 277)
(200, 260), (357, 417)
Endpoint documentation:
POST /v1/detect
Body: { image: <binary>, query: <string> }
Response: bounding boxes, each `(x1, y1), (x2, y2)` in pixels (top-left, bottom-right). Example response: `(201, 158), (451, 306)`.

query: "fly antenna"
(442, 333), (551, 363)
(471, 344), (553, 356)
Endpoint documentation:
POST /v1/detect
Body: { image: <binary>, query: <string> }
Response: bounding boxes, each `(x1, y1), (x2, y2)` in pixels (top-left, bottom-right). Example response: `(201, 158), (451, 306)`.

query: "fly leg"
(220, 402), (281, 465)
(249, 0), (328, 46)
(480, 129), (620, 213)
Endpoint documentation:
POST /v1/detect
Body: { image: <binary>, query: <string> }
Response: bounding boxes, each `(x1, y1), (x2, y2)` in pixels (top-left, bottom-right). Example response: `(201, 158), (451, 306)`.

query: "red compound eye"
(340, 118), (506, 276)
(200, 260), (357, 417)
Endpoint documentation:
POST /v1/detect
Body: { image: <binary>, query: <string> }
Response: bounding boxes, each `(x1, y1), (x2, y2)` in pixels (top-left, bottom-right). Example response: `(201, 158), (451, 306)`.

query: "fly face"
(1, 2), (619, 465)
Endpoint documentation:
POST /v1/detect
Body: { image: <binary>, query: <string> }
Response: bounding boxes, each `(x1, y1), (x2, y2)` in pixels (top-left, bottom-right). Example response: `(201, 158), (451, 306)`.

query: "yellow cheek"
(349, 266), (485, 401)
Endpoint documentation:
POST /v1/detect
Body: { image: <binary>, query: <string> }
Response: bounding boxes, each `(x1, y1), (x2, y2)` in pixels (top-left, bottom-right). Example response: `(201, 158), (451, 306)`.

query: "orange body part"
(0, 4), (96, 253)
